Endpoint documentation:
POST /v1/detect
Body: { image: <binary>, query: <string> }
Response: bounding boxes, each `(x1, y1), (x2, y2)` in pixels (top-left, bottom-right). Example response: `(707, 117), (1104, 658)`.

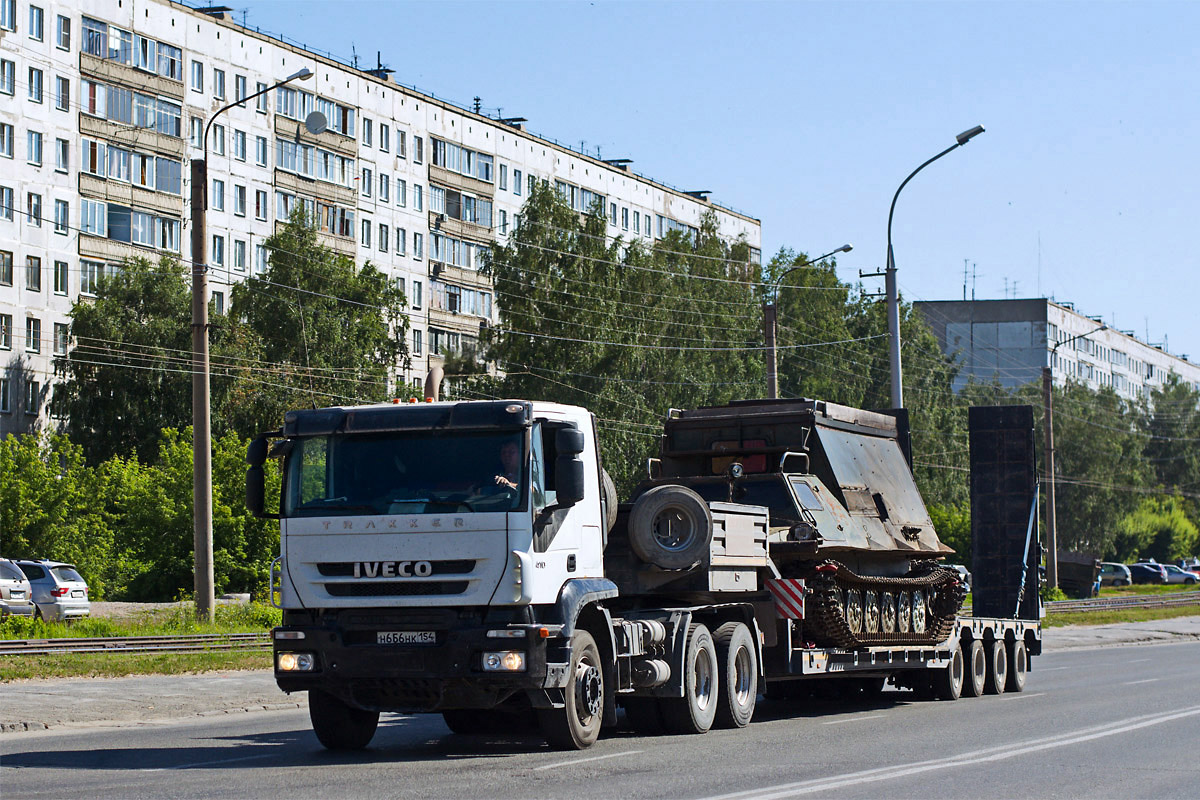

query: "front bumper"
(273, 620), (562, 713)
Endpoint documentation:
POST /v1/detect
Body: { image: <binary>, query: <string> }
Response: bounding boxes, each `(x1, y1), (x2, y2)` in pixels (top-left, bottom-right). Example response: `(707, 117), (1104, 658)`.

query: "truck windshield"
(283, 430), (526, 517)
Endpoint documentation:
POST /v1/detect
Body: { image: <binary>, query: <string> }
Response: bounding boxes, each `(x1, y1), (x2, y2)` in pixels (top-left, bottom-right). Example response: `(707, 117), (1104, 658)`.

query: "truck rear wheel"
(538, 629), (604, 750)
(713, 622), (757, 728)
(629, 485), (713, 571)
(308, 690), (379, 751)
(984, 639), (1008, 695)
(963, 639), (986, 697)
(1005, 639), (1028, 693)
(661, 623), (719, 734)
(932, 642), (964, 701)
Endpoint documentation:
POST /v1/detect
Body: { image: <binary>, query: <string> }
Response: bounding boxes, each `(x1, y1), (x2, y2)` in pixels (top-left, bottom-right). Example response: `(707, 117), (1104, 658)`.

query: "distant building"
(914, 299), (1200, 400)
(0, 0), (761, 436)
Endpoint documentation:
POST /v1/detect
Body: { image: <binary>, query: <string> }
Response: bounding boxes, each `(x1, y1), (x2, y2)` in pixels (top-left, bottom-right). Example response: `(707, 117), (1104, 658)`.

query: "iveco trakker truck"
(248, 398), (1041, 751)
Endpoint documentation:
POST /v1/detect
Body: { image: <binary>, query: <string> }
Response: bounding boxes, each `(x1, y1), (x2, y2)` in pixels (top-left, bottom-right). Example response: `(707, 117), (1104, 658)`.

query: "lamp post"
(191, 67), (313, 621)
(763, 244), (852, 400)
(885, 125), (985, 409)
(1042, 322), (1106, 589)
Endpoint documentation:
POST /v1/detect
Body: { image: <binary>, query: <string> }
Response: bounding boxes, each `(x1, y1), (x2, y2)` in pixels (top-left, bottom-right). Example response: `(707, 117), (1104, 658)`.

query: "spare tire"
(601, 469), (619, 536)
(628, 485), (712, 570)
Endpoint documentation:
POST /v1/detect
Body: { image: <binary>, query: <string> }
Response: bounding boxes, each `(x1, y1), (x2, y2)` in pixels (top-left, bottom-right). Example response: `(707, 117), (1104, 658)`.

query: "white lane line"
(1127, 658), (1151, 664)
(1034, 666), (1070, 672)
(533, 750), (642, 771)
(1123, 678), (1159, 686)
(140, 752), (281, 772)
(1003, 692), (1046, 700)
(696, 704), (1200, 800)
(822, 714), (886, 726)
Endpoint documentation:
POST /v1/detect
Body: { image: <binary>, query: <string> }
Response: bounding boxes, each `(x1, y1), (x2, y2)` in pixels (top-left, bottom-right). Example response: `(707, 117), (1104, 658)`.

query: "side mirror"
(555, 455), (586, 507)
(247, 437), (268, 467)
(556, 426), (585, 456)
(246, 465), (269, 518)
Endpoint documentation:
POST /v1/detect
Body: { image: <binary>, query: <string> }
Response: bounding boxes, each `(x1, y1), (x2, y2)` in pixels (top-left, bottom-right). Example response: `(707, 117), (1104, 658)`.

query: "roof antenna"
(473, 96), (482, 114)
(351, 43), (358, 70)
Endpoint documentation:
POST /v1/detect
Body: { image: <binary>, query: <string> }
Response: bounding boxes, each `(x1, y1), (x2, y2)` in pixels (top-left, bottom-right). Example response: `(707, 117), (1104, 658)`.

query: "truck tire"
(983, 639), (1008, 695)
(963, 639), (986, 698)
(713, 622), (757, 729)
(308, 690), (379, 751)
(932, 641), (964, 701)
(628, 485), (713, 571)
(661, 623), (719, 734)
(1005, 639), (1028, 693)
(621, 697), (665, 734)
(538, 629), (604, 750)
(601, 469), (618, 540)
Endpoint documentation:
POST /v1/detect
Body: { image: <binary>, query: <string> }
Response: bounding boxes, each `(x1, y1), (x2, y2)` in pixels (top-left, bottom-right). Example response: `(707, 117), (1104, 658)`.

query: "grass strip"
(0, 650), (270, 681)
(1043, 605), (1200, 628)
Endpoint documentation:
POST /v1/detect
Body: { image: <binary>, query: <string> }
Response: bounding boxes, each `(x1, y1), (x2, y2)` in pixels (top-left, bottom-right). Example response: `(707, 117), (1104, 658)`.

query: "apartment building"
(0, 0), (762, 437)
(915, 298), (1200, 401)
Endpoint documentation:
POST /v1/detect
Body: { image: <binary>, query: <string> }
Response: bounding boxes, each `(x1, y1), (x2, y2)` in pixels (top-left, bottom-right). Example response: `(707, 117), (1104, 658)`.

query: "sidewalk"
(4, 616), (1200, 734)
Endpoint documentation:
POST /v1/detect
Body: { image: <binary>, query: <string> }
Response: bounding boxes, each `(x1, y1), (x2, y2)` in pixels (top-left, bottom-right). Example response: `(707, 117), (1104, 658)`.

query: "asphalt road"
(3, 639), (1199, 799)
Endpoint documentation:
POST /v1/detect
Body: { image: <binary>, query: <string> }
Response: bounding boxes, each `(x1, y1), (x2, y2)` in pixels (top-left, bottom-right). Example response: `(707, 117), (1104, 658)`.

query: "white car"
(16, 560), (90, 622)
(0, 558), (36, 617)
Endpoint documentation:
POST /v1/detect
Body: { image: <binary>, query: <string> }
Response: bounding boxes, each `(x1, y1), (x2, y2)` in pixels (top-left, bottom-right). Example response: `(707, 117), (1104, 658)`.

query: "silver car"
(16, 560), (90, 622)
(0, 558), (36, 617)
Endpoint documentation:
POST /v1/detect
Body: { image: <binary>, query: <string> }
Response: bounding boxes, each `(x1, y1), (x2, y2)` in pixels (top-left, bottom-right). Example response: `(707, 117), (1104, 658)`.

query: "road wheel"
(628, 486), (713, 570)
(881, 592), (897, 633)
(1005, 639), (1028, 693)
(962, 639), (986, 697)
(661, 624), (719, 734)
(911, 589), (927, 634)
(538, 630), (604, 750)
(864, 591), (880, 634)
(308, 690), (379, 751)
(983, 640), (1008, 695)
(621, 697), (665, 734)
(897, 592), (912, 634)
(932, 641), (964, 701)
(713, 622), (757, 729)
(844, 589), (864, 634)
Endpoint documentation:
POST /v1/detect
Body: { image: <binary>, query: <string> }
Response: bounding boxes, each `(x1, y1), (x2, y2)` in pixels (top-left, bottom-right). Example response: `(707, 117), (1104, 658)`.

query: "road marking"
(1034, 666), (1069, 672)
(140, 752), (280, 772)
(696, 705), (1200, 800)
(1123, 678), (1159, 686)
(533, 750), (641, 771)
(822, 714), (885, 725)
(1003, 692), (1046, 700)
(1127, 658), (1151, 664)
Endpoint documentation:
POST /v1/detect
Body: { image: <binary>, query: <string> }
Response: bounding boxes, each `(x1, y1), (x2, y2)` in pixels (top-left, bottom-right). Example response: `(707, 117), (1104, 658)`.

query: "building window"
(413, 329), (422, 355)
(213, 68), (225, 100)
(0, 123), (11, 158)
(414, 136), (423, 164)
(362, 118), (373, 147)
(499, 164), (507, 191)
(0, 377), (8, 413)
(235, 74), (247, 105)
(255, 135), (268, 167)
(212, 290), (224, 315)
(414, 232), (424, 259)
(256, 81), (267, 113)
(211, 179), (225, 211)
(53, 322), (68, 355)
(26, 317), (41, 353)
(396, 227), (406, 255)
(379, 223), (388, 252)
(411, 279), (422, 308)
(25, 380), (39, 415)
(254, 244), (268, 274)
(622, 207), (629, 230)
(398, 130), (406, 159)
(233, 130), (247, 161)
(54, 260), (67, 294)
(28, 5), (42, 40)
(380, 173), (390, 202)
(361, 168), (372, 197)
(514, 170), (522, 196)
(54, 76), (69, 111)
(0, 312), (10, 347)
(54, 199), (68, 234)
(234, 239), (246, 272)
(499, 209), (507, 234)
(380, 124), (389, 152)
(55, 138), (68, 172)
(397, 179), (406, 207)
(26, 131), (42, 166)
(80, 198), (105, 236)
(27, 193), (41, 226)
(234, 185), (246, 217)
(0, 0), (14, 32)
(28, 67), (43, 103)
(255, 189), (267, 221)
(56, 14), (69, 49)
(414, 185), (423, 212)
(0, 187), (10, 220)
(211, 124), (225, 156)
(361, 219), (371, 248)
(211, 235), (225, 268)
(80, 260), (101, 295)
(0, 59), (12, 95)
(26, 256), (41, 292)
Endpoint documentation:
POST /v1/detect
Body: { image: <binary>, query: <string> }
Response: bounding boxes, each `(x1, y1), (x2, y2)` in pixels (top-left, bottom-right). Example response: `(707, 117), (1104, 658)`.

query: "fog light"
(274, 630), (306, 640)
(487, 629), (525, 639)
(482, 651), (526, 672)
(277, 652), (315, 672)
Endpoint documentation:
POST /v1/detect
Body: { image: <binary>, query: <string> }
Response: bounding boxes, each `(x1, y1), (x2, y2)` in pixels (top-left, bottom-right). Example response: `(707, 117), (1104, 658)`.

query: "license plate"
(10, 591), (24, 600)
(377, 631), (435, 645)
(71, 590), (84, 598)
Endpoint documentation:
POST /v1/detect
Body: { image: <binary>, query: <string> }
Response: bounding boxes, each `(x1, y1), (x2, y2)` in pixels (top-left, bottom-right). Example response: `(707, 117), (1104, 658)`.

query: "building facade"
(915, 298), (1200, 400)
(0, 0), (761, 436)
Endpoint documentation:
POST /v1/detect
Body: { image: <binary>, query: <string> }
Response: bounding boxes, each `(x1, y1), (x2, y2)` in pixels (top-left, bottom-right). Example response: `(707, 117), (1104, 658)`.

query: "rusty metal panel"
(813, 425), (931, 530)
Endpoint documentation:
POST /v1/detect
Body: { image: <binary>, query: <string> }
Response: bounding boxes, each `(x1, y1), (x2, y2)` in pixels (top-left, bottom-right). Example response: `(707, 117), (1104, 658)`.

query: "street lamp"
(1042, 322), (1106, 589)
(190, 66), (314, 621)
(885, 124), (985, 409)
(763, 244), (853, 400)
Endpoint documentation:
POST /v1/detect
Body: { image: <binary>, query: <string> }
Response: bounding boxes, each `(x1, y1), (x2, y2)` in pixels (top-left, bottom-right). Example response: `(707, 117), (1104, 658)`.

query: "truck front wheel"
(538, 629), (604, 750)
(308, 690), (379, 751)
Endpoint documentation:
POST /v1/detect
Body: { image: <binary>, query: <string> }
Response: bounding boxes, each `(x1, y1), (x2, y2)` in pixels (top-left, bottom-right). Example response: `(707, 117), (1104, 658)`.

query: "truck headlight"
(277, 652), (315, 672)
(482, 651), (526, 672)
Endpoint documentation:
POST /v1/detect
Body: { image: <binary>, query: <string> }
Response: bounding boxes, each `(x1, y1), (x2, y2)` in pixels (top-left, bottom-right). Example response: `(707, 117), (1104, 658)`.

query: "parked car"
(1099, 562), (1133, 587)
(1160, 564), (1198, 585)
(0, 558), (36, 618)
(15, 560), (90, 622)
(1128, 562), (1168, 584)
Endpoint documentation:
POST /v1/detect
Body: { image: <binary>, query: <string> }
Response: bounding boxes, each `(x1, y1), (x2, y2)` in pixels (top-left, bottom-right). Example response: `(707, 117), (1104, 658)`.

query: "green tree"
(1114, 495), (1198, 562)
(1142, 375), (1200, 494)
(227, 210), (409, 434)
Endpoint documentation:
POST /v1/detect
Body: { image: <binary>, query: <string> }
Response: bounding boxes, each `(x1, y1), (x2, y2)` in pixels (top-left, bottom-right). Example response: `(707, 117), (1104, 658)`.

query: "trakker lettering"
(353, 561), (434, 578)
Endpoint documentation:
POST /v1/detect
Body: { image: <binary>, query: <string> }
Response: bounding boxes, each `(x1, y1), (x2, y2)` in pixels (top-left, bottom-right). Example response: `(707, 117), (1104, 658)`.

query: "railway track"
(0, 632), (271, 656)
(3, 593), (1199, 655)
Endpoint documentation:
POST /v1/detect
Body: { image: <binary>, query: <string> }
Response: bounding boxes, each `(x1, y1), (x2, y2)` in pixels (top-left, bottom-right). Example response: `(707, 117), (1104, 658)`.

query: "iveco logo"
(353, 561), (433, 578)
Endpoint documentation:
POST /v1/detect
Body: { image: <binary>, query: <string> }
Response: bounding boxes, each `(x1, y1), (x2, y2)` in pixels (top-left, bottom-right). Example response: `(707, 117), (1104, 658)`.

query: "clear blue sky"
(234, 0), (1200, 357)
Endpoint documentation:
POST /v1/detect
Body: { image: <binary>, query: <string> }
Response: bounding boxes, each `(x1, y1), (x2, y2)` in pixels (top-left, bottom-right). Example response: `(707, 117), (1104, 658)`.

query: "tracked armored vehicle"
(621, 398), (966, 649)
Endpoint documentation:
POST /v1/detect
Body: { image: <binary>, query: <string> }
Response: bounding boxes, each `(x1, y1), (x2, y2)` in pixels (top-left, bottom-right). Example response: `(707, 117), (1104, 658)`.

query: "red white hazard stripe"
(767, 578), (806, 619)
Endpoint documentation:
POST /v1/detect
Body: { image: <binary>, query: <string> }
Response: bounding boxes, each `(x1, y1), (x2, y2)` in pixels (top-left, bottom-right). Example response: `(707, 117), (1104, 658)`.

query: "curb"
(0, 700), (305, 735)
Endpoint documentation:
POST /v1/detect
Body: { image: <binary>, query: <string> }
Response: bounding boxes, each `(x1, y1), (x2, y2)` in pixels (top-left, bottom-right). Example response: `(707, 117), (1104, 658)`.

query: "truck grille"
(316, 560), (476, 577)
(325, 581), (469, 597)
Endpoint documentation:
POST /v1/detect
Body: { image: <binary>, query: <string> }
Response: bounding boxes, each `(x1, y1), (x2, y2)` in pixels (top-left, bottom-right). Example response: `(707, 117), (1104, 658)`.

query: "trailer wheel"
(932, 642), (964, 701)
(983, 639), (1008, 695)
(621, 697), (665, 734)
(308, 690), (379, 751)
(538, 629), (604, 750)
(1005, 639), (1028, 693)
(713, 622), (757, 729)
(963, 639), (986, 697)
(661, 623), (719, 734)
(628, 485), (713, 571)
(601, 469), (618, 541)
